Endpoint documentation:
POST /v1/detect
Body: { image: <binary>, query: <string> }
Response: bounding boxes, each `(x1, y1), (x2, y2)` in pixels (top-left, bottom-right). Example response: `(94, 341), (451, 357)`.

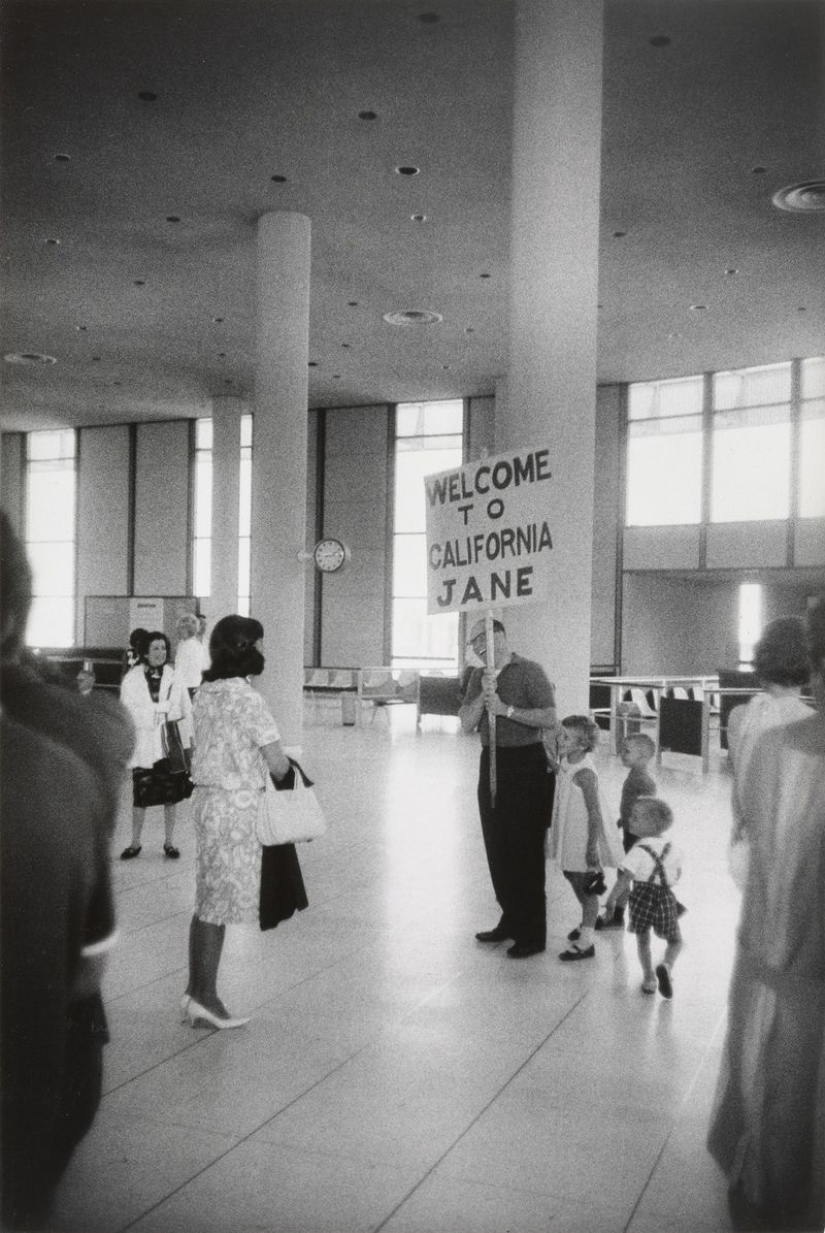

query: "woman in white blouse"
(119, 631), (192, 860)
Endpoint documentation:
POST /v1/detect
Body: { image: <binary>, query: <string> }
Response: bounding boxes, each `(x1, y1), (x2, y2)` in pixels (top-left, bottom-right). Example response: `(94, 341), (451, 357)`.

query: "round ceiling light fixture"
(4, 351), (57, 365)
(772, 180), (825, 213)
(383, 309), (443, 326)
(395, 165), (420, 177)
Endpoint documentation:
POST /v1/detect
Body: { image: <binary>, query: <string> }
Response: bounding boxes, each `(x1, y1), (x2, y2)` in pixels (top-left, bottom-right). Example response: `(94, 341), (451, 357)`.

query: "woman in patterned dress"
(183, 615), (289, 1030)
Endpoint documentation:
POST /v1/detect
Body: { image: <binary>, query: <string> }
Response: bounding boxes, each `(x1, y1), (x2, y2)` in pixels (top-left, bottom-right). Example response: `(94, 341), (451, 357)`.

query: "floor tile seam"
(117, 1047), (371, 1233)
(620, 1018), (727, 1233)
(110, 907), (192, 943)
(372, 987), (592, 1233)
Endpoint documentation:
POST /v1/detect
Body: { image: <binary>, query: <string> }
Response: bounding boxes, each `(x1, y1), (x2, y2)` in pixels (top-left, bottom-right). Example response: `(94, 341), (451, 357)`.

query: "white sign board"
(129, 597), (164, 631)
(425, 445), (556, 615)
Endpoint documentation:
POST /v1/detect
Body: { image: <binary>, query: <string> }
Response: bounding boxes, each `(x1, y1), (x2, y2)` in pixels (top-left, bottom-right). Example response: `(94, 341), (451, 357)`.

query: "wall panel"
(133, 420), (191, 595)
(0, 432), (25, 532)
(705, 521), (787, 569)
(319, 405), (389, 665)
(77, 425), (131, 640)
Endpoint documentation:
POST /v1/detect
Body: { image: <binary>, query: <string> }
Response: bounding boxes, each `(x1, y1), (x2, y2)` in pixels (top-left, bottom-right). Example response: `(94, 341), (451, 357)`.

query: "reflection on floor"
(52, 705), (741, 1233)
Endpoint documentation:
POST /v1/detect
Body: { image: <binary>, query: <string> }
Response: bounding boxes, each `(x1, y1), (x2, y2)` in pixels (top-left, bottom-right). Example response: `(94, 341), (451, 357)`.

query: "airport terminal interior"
(51, 707), (743, 1233)
(1, 1), (824, 1231)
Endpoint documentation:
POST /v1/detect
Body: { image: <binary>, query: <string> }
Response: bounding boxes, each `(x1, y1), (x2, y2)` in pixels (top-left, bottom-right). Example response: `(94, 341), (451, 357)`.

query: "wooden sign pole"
(485, 610), (497, 806)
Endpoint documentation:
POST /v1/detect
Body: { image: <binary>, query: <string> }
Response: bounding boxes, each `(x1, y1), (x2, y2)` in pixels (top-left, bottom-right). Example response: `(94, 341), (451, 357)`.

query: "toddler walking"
(597, 733), (657, 931)
(602, 796), (684, 997)
(547, 715), (624, 961)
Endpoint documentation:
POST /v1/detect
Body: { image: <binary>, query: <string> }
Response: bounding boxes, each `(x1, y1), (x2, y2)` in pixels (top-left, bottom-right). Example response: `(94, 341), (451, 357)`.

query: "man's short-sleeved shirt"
(463, 654), (554, 747)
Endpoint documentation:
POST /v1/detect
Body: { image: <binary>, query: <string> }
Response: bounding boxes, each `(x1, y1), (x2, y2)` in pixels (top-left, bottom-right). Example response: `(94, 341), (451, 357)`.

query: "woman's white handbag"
(256, 760), (327, 846)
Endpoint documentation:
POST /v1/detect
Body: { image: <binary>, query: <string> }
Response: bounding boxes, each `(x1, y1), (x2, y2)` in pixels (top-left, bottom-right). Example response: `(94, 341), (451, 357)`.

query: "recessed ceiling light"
(417, 12), (440, 22)
(751, 166), (767, 175)
(465, 326), (475, 334)
(270, 174), (287, 184)
(54, 153), (71, 163)
(347, 301), (359, 307)
(442, 364), (450, 370)
(797, 306), (807, 313)
(212, 316), (224, 323)
(224, 379), (232, 385)
(383, 309), (443, 326)
(649, 35), (671, 47)
(166, 215), (181, 223)
(133, 279), (145, 286)
(137, 91), (157, 102)
(613, 230), (626, 238)
(341, 343), (350, 349)
(92, 356), (101, 362)
(308, 361), (318, 367)
(395, 165), (420, 176)
(479, 272), (491, 279)
(689, 304), (707, 311)
(218, 351), (226, 358)
(411, 213), (428, 223)
(77, 325), (88, 332)
(332, 374), (341, 379)
(772, 180), (825, 213)
(45, 237), (60, 246)
(113, 380), (122, 387)
(358, 110), (378, 121)
(724, 267), (738, 276)
(4, 351), (57, 365)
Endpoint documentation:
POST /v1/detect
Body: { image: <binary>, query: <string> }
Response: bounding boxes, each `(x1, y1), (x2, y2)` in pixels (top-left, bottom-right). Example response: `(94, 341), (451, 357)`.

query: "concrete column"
(209, 396), (244, 628)
(499, 0), (604, 713)
(252, 212), (311, 747)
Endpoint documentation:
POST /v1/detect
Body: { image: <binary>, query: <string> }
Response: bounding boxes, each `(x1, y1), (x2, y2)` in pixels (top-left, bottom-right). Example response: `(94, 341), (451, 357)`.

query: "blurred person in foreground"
(708, 597), (825, 1232)
(0, 511), (133, 1228)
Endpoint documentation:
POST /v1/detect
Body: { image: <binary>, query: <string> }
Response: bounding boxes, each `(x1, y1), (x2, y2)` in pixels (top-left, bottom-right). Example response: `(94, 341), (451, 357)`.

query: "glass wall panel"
(800, 398), (825, 518)
(714, 362), (791, 410)
(192, 418), (212, 600)
(391, 401), (463, 666)
(25, 430), (76, 647)
(711, 404), (791, 522)
(626, 421), (703, 525)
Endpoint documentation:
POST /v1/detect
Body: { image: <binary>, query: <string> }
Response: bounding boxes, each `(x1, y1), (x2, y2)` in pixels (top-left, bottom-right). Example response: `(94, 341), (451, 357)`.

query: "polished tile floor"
(52, 703), (741, 1233)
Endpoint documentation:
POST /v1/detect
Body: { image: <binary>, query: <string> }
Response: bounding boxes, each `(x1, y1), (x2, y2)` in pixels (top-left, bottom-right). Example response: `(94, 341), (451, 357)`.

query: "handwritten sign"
(424, 445), (555, 615)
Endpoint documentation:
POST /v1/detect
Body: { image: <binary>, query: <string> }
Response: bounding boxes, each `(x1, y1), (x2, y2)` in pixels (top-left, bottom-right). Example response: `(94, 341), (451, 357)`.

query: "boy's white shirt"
(621, 834), (682, 886)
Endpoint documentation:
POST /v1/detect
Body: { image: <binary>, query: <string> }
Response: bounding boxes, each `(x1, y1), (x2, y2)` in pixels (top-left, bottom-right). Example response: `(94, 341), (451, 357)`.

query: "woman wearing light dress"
(173, 612), (204, 699)
(183, 615), (290, 1030)
(709, 599), (825, 1231)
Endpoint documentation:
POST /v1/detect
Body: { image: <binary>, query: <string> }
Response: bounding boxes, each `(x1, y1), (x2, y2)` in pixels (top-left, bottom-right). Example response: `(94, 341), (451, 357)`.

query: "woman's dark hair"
(203, 615), (264, 680)
(753, 616), (809, 687)
(129, 627), (148, 655)
(139, 630), (171, 665)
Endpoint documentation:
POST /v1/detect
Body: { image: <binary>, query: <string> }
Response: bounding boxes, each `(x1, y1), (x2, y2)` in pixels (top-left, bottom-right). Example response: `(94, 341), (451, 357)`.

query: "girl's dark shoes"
(120, 844), (142, 860)
(163, 843), (181, 859)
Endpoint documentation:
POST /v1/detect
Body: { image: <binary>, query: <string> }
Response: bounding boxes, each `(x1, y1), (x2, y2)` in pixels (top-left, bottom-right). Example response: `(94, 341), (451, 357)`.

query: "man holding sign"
(459, 618), (557, 958)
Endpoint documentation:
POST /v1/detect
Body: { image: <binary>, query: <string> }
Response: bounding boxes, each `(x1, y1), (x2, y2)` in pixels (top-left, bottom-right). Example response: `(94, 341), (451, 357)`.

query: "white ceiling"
(1, 0), (823, 433)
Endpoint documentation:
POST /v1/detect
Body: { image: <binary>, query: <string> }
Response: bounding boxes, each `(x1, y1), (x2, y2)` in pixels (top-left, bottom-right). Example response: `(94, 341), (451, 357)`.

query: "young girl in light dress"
(547, 715), (624, 961)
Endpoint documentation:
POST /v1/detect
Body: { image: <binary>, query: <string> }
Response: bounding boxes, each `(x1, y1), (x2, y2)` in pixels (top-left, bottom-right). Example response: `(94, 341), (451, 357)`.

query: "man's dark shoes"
(507, 941), (545, 958)
(475, 926), (512, 943)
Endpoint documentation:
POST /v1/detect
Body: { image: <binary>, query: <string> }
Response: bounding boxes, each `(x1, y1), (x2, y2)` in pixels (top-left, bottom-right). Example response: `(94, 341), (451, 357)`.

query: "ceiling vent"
(772, 180), (825, 213)
(383, 310), (443, 326)
(4, 351), (57, 365)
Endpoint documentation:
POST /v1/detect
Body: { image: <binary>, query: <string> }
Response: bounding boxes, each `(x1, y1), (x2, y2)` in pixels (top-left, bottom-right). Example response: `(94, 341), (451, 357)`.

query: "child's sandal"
(641, 977), (657, 995)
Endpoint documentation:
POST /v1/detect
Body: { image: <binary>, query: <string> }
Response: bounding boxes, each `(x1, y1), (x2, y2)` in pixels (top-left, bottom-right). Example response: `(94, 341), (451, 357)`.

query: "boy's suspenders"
(637, 842), (671, 889)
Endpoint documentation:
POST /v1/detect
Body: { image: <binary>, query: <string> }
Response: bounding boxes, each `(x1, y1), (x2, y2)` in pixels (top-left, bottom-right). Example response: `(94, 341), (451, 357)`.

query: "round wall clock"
(313, 537), (350, 573)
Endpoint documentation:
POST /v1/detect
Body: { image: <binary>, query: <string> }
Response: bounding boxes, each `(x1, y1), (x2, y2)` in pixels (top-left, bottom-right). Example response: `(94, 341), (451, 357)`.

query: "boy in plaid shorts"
(601, 796), (684, 997)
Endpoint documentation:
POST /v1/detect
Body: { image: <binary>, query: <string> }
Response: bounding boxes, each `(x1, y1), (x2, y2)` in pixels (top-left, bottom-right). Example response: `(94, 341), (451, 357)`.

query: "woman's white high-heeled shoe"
(185, 998), (249, 1030)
